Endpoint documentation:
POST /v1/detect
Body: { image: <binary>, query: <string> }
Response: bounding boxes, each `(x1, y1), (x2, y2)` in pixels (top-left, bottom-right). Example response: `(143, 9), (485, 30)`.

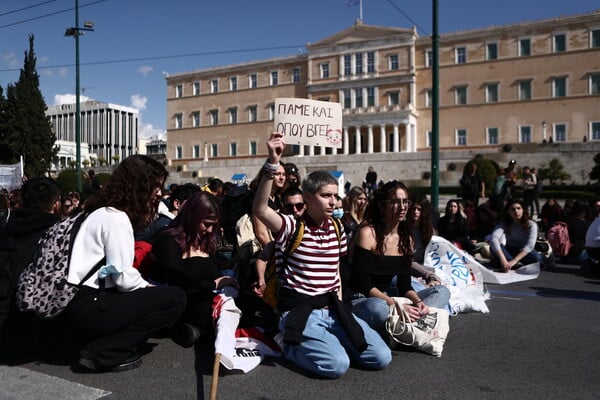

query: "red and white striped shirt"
(275, 214), (347, 296)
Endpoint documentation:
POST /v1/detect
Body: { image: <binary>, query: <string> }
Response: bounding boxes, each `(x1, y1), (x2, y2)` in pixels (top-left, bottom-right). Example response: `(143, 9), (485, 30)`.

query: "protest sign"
(274, 98), (342, 148)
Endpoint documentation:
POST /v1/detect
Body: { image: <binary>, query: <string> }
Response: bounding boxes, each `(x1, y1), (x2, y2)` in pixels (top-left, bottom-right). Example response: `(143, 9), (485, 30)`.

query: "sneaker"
(78, 351), (143, 373)
(171, 323), (202, 348)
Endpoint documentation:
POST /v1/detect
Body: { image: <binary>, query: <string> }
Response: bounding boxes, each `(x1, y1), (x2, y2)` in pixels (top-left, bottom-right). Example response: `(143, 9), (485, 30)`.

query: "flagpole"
(360, 0), (363, 21)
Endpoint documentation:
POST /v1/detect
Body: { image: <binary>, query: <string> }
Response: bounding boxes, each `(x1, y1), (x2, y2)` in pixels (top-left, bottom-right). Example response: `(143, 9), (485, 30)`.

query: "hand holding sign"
(274, 98), (343, 149)
(267, 132), (285, 163)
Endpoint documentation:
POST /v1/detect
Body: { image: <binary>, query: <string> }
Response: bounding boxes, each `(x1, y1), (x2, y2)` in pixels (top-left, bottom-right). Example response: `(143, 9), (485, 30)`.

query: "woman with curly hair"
(64, 155), (186, 372)
(490, 198), (541, 272)
(350, 181), (449, 333)
(152, 191), (239, 347)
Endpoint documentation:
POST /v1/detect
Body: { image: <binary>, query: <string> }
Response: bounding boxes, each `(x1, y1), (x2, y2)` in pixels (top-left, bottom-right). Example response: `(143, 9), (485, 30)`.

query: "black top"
(350, 245), (413, 296)
(437, 214), (468, 244)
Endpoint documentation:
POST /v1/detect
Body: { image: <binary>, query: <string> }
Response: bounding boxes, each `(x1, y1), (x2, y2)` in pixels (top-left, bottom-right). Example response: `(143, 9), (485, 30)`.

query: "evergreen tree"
(589, 153), (600, 183)
(0, 35), (57, 177)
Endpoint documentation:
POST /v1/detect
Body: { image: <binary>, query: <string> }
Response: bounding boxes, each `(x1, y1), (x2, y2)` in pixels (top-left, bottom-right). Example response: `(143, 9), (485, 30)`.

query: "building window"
(248, 105), (257, 122)
(367, 51), (375, 73)
(519, 80), (532, 100)
(229, 142), (237, 156)
(389, 54), (399, 70)
(455, 86), (467, 105)
(292, 67), (301, 83)
(553, 77), (567, 97)
(388, 91), (399, 106)
(455, 46), (466, 64)
(229, 108), (237, 124)
(487, 127), (499, 144)
(270, 71), (278, 86)
(354, 88), (363, 108)
(230, 76), (237, 91)
(590, 73), (600, 95)
(175, 84), (183, 98)
(268, 104), (275, 120)
(210, 110), (218, 125)
(211, 79), (218, 93)
(193, 81), (200, 96)
(210, 143), (218, 157)
(320, 63), (330, 78)
(366, 87), (375, 107)
(249, 141), (257, 155)
(486, 42), (498, 60)
(554, 123), (567, 142)
(591, 121), (600, 140)
(355, 53), (363, 74)
(193, 145), (200, 158)
(425, 50), (433, 67)
(456, 129), (467, 146)
(425, 89), (432, 108)
(192, 111), (200, 127)
(343, 89), (351, 109)
(175, 146), (182, 159)
(343, 54), (352, 76)
(426, 131), (432, 148)
(175, 113), (183, 129)
(249, 74), (257, 88)
(592, 29), (600, 48)
(519, 38), (531, 56)
(553, 33), (566, 53)
(486, 83), (499, 103)
(520, 126), (532, 143)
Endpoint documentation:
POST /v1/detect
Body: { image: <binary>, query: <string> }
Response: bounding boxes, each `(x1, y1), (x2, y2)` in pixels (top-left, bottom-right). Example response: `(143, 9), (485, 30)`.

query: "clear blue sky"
(1, 0), (597, 138)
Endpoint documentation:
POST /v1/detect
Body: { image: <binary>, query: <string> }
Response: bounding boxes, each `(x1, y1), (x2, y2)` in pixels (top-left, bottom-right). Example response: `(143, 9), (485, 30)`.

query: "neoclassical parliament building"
(165, 10), (600, 170)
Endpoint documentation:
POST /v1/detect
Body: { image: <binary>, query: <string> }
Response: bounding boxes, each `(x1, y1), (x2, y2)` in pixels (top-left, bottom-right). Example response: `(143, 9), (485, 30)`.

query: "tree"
(589, 153), (600, 183)
(0, 35), (58, 178)
(538, 158), (571, 185)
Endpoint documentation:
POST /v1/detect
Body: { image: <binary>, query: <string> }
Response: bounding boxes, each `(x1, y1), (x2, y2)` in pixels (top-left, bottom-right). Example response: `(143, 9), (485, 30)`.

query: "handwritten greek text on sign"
(274, 98), (342, 148)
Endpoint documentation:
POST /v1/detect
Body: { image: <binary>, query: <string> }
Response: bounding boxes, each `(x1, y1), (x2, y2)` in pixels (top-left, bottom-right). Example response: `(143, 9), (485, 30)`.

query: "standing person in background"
(460, 163), (485, 206)
(252, 132), (391, 379)
(84, 169), (101, 196)
(522, 166), (537, 218)
(531, 168), (542, 218)
(364, 166), (377, 198)
(63, 155), (186, 372)
(341, 186), (368, 250)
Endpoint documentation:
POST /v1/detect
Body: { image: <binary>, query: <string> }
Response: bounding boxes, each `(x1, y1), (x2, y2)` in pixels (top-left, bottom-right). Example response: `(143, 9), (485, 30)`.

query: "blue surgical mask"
(332, 208), (344, 219)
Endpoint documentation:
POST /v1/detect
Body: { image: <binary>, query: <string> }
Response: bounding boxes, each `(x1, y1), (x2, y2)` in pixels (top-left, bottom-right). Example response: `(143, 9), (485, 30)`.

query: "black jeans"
(64, 285), (186, 368)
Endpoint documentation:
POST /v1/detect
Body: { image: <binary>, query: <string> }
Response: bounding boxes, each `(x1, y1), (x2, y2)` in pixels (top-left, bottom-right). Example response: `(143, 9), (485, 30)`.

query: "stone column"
(393, 124), (400, 152)
(344, 127), (350, 155)
(355, 127), (362, 154)
(367, 125), (374, 154)
(379, 124), (387, 153)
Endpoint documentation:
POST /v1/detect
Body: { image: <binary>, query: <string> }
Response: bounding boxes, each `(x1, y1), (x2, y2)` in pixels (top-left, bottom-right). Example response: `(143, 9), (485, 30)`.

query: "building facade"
(46, 100), (139, 167)
(165, 11), (600, 169)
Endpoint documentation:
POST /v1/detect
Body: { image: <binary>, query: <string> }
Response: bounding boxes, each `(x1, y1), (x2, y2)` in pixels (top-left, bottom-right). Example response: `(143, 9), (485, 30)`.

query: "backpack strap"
(285, 219), (304, 259)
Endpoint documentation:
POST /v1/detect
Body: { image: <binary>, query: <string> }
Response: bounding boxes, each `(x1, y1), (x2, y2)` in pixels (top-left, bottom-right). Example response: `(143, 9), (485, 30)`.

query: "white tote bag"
(385, 297), (450, 357)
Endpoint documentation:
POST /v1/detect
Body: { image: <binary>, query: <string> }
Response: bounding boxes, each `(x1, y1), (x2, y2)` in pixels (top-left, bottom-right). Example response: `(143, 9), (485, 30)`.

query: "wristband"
(262, 169), (275, 179)
(263, 159), (279, 172)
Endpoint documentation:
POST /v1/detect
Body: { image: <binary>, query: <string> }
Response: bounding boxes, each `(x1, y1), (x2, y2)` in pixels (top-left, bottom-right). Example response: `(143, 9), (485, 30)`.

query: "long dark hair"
(503, 198), (530, 232)
(164, 191), (221, 255)
(363, 180), (413, 258)
(407, 195), (435, 245)
(85, 155), (167, 231)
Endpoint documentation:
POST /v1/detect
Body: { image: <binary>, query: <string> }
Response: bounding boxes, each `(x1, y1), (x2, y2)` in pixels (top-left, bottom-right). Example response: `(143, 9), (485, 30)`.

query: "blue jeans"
(279, 308), (392, 379)
(351, 283), (451, 333)
(499, 245), (542, 265)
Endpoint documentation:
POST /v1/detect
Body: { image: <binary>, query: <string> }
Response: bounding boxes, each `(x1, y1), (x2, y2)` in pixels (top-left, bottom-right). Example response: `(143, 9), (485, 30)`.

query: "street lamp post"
(65, 0), (94, 193)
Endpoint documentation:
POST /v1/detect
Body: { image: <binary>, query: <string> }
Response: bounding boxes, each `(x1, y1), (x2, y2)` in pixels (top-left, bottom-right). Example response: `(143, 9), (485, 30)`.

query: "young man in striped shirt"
(252, 132), (391, 378)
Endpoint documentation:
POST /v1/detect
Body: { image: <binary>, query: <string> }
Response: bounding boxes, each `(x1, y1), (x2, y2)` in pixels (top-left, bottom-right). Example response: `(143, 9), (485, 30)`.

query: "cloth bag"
(385, 297), (450, 357)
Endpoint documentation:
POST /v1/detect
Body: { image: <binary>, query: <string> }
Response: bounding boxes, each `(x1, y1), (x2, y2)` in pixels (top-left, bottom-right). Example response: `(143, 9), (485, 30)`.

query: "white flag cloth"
(212, 288), (281, 374)
(424, 236), (490, 314)
(477, 261), (540, 285)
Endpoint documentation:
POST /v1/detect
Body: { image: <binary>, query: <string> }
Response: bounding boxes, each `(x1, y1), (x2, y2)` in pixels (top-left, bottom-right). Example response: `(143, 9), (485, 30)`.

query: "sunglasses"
(283, 202), (305, 212)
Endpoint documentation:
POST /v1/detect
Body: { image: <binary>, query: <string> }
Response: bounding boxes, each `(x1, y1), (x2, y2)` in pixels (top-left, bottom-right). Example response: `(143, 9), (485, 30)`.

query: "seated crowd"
(0, 143), (598, 377)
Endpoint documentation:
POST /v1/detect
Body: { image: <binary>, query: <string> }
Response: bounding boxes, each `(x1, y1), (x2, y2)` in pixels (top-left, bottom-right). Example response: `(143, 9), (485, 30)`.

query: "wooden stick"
(209, 353), (221, 400)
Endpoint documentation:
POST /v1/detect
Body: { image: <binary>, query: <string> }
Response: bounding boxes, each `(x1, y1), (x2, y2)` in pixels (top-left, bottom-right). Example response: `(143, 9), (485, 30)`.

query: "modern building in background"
(165, 10), (600, 169)
(46, 100), (139, 169)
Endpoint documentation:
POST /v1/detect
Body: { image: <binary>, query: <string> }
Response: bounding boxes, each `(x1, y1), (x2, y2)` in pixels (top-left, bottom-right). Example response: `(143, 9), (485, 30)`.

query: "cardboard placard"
(274, 98), (342, 148)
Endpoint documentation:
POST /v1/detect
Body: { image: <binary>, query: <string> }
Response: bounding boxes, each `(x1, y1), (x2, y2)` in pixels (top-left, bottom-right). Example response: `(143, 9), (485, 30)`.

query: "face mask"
(332, 209), (344, 219)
